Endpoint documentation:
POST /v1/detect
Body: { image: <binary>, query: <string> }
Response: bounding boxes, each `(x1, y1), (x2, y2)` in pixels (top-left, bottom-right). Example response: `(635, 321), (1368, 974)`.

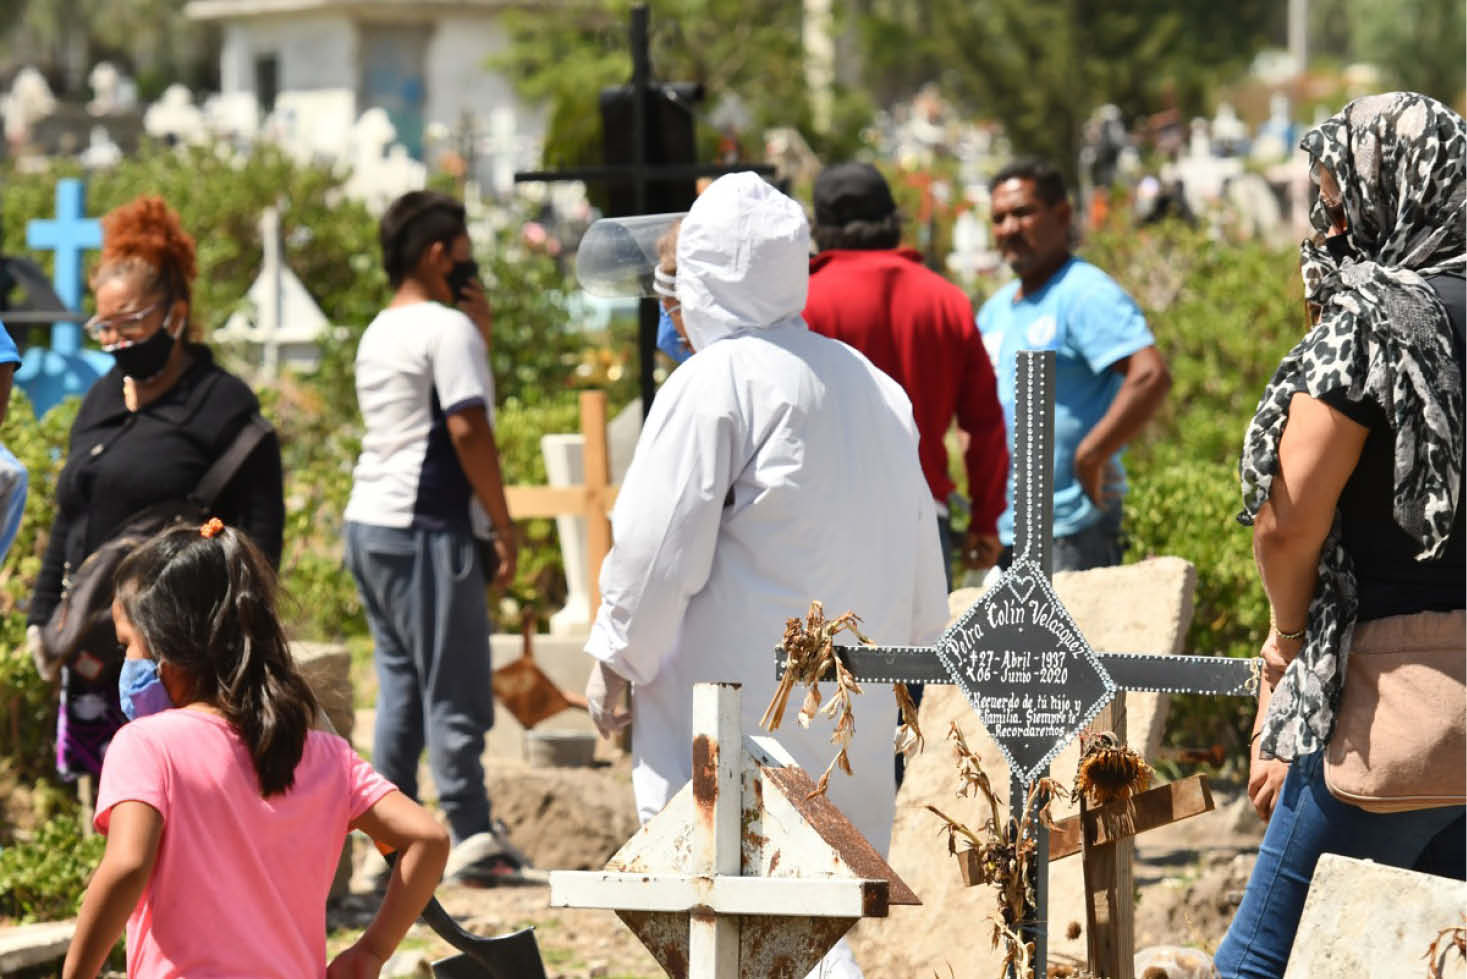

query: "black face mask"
(110, 321), (177, 381)
(446, 259), (479, 302)
(1324, 232), (1353, 263)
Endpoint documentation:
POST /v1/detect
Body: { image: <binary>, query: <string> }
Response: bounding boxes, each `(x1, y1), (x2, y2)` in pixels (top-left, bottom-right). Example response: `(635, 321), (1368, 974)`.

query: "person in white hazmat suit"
(583, 172), (950, 978)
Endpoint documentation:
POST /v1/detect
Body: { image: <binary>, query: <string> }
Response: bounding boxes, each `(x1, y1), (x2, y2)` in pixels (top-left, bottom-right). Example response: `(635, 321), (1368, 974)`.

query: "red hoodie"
(804, 248), (1008, 535)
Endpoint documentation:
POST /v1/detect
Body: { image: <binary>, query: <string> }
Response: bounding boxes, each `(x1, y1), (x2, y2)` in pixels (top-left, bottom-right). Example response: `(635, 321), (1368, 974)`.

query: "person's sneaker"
(444, 830), (532, 886)
(444, 823), (547, 886)
(488, 818), (533, 870)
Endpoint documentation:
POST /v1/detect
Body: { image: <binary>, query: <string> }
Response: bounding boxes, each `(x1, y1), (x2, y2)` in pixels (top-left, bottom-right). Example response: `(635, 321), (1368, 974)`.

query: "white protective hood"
(675, 171), (810, 351)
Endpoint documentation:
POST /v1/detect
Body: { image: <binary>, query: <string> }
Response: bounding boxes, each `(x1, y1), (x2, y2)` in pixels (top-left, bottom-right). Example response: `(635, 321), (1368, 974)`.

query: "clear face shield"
(574, 212), (688, 299)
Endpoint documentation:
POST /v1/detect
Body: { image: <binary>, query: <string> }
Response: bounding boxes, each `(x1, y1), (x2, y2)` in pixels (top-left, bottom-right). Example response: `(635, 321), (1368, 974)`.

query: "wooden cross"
(504, 389), (618, 614)
(549, 682), (918, 978)
(779, 350), (1261, 978)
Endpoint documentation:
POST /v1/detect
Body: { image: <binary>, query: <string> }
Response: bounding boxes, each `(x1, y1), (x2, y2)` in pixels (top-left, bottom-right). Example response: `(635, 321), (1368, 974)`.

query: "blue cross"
(27, 178), (102, 356)
(12, 179), (112, 417)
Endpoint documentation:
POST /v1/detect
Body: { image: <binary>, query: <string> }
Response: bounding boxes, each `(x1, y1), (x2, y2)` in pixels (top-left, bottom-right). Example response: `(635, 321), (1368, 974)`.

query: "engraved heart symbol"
(1006, 570), (1037, 604)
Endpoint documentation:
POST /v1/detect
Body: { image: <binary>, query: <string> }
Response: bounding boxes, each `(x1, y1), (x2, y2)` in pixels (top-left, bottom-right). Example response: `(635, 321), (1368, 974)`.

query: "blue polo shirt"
(977, 257), (1153, 545)
(0, 323), (19, 367)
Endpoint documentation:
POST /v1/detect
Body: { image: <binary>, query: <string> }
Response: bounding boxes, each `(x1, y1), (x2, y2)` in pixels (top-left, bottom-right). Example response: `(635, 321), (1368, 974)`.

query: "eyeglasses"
(84, 299), (165, 341)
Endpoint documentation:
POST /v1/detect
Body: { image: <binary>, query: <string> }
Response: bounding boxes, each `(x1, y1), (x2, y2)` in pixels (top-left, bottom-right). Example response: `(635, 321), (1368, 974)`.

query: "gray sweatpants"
(345, 521), (494, 843)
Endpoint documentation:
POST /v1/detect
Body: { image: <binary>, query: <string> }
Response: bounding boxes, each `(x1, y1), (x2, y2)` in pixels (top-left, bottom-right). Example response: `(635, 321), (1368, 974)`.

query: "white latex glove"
(27, 624), (57, 682)
(585, 661), (631, 739)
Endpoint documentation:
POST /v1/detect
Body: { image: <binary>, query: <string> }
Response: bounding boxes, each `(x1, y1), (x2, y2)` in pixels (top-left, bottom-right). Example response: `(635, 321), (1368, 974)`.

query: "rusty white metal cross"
(549, 682), (918, 978)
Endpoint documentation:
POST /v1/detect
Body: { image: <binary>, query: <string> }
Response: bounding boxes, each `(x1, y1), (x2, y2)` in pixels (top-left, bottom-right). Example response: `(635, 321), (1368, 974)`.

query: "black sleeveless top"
(1318, 273), (1466, 622)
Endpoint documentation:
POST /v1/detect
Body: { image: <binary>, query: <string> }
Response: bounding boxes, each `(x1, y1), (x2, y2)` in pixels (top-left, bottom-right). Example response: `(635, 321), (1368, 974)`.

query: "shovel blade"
(492, 656), (574, 729)
(432, 953), (493, 979)
(428, 927), (547, 979)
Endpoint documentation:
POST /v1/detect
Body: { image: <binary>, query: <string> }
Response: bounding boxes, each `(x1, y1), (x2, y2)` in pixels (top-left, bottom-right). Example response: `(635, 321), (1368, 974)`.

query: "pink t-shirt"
(94, 709), (396, 978)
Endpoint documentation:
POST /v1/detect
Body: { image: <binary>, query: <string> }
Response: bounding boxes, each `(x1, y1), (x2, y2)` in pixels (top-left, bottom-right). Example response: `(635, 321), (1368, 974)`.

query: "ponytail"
(116, 522), (318, 796)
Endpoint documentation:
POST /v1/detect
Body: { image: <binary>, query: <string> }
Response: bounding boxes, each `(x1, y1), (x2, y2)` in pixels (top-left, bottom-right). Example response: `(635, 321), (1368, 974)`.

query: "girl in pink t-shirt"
(63, 520), (450, 979)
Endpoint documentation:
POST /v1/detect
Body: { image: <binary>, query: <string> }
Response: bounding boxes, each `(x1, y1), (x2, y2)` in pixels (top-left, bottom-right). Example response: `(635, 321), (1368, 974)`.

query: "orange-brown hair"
(92, 196), (200, 339)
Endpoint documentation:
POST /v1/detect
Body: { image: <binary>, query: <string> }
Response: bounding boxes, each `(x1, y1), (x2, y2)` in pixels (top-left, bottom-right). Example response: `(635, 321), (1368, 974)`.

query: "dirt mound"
(486, 754), (639, 870)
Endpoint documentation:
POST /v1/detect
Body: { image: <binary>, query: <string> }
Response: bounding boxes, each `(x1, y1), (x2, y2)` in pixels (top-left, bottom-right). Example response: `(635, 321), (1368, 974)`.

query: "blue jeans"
(345, 521), (495, 843)
(999, 504), (1125, 572)
(1215, 750), (1465, 978)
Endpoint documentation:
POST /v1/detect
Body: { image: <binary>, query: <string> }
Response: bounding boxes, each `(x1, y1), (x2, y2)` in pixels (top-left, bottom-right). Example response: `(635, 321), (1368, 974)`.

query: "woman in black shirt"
(1217, 93), (1465, 979)
(26, 196), (283, 780)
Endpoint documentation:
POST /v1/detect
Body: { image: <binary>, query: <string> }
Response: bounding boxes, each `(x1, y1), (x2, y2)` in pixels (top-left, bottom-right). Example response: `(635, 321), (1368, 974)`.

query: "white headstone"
(143, 84), (207, 145)
(1252, 93), (1295, 164)
(86, 61), (137, 116)
(202, 92), (262, 147)
(268, 89), (356, 163)
(1212, 101), (1247, 156)
(3, 67), (57, 146)
(79, 125), (123, 169)
(214, 207), (331, 376)
(343, 108), (427, 214)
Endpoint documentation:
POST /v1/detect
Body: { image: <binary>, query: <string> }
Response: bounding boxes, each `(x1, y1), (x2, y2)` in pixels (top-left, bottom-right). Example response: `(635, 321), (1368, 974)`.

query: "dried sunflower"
(1072, 730), (1152, 807)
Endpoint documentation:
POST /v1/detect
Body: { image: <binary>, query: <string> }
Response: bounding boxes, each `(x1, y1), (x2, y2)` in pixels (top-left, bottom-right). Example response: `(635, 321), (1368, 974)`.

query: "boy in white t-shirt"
(344, 191), (522, 883)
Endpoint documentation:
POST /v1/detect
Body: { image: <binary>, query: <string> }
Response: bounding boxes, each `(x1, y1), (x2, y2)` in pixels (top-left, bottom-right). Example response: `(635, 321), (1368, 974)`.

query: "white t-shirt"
(345, 302), (494, 532)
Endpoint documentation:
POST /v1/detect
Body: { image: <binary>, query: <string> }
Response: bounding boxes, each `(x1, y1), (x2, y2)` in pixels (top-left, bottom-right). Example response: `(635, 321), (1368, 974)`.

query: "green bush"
(0, 388), (78, 781)
(1082, 218), (1304, 756)
(0, 812), (105, 923)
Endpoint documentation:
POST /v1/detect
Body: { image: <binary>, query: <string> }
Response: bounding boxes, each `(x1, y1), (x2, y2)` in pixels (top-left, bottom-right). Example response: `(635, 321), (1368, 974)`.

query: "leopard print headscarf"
(1239, 92), (1466, 761)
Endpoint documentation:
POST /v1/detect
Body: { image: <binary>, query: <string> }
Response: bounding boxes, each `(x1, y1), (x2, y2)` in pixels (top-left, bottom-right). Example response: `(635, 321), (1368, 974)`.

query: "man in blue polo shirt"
(978, 159), (1171, 570)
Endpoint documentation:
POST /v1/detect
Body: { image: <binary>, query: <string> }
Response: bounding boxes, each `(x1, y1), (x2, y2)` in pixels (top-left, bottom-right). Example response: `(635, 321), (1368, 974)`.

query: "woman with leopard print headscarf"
(1217, 92), (1465, 979)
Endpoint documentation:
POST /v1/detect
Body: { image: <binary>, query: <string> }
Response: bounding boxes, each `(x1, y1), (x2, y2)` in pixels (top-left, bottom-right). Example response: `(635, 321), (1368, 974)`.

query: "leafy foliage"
(0, 388), (78, 780)
(492, 0), (873, 175)
(1082, 218), (1303, 754)
(855, 0), (1279, 183)
(0, 812), (105, 923)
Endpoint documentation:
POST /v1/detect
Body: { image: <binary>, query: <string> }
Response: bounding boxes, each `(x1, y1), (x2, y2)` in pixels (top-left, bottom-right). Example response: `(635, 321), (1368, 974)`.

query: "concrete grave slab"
(848, 556), (1197, 977)
(0, 920), (76, 973)
(293, 640), (355, 741)
(1285, 853), (1467, 979)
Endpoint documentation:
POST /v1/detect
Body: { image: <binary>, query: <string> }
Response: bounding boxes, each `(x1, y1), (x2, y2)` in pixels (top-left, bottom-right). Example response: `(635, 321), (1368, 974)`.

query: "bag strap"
(188, 413), (273, 510)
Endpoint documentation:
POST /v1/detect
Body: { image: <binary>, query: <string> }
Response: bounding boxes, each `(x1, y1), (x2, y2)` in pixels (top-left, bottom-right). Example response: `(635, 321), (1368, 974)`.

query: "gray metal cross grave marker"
(777, 350), (1262, 978)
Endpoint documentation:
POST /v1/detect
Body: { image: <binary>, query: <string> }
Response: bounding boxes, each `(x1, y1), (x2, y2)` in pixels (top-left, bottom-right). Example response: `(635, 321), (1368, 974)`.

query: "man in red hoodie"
(804, 162), (1008, 585)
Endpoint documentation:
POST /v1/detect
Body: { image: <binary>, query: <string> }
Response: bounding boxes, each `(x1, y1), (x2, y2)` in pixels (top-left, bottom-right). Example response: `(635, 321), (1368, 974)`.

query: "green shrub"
(0, 812), (105, 923)
(0, 388), (77, 781)
(1082, 218), (1304, 757)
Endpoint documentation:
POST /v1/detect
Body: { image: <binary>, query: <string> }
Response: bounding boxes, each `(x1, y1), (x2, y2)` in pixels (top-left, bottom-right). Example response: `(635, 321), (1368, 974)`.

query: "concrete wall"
(423, 14), (545, 184)
(215, 11), (542, 173)
(219, 14), (358, 99)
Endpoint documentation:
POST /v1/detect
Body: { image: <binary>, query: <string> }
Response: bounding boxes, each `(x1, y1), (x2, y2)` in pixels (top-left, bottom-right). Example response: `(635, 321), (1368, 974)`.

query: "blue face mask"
(657, 307), (692, 364)
(119, 658), (174, 721)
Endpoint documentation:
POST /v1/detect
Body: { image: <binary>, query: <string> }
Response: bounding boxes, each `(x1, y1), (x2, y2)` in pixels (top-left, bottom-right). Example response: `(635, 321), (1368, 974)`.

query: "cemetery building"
(183, 0), (545, 187)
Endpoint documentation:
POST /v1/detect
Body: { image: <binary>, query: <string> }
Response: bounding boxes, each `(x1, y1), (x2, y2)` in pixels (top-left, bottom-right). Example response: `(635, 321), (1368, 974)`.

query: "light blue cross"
(26, 178), (102, 356)
(12, 179), (112, 417)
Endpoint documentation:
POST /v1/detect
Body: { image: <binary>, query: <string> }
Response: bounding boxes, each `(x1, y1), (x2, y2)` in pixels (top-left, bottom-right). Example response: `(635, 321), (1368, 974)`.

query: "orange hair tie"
(200, 517), (224, 539)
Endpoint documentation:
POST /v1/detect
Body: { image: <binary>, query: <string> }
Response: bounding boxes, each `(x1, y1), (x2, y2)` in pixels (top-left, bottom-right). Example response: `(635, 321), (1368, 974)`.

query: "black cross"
(778, 350), (1261, 975)
(514, 4), (776, 417)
